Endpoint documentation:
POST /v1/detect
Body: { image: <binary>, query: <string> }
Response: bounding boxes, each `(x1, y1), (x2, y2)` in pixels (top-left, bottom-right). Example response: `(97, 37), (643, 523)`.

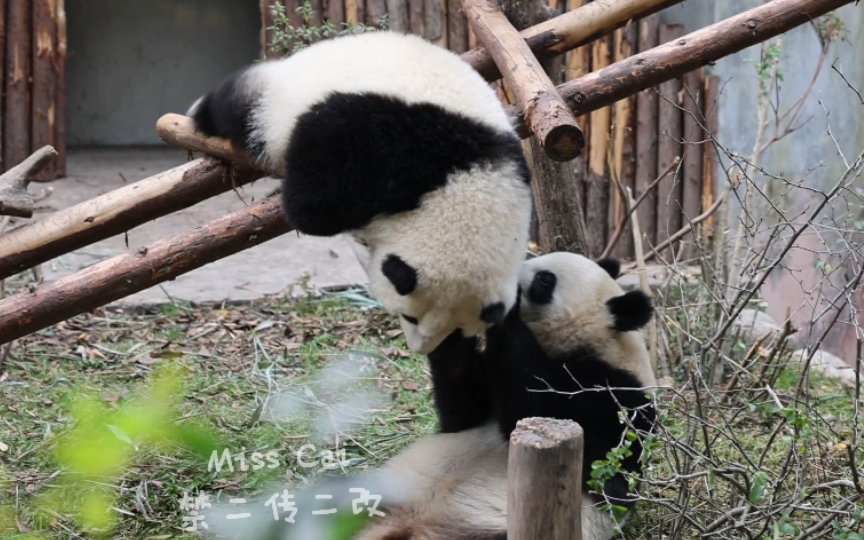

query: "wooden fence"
(0, 0), (67, 180)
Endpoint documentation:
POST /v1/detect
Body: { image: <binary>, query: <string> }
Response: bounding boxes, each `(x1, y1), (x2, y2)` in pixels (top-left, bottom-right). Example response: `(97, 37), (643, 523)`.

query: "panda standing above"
(186, 31), (533, 355)
(353, 253), (659, 540)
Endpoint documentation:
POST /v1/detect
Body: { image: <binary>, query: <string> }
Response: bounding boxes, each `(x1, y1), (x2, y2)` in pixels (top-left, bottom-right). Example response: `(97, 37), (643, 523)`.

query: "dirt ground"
(21, 147), (369, 305)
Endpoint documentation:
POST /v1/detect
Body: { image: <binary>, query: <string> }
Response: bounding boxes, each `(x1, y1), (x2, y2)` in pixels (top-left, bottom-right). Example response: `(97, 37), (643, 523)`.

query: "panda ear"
(606, 290), (653, 332)
(596, 258), (621, 279)
(381, 254), (418, 296)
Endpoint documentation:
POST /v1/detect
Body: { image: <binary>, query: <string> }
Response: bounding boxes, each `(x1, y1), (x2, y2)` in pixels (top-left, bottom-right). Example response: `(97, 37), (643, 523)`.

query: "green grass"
(0, 293), (436, 539)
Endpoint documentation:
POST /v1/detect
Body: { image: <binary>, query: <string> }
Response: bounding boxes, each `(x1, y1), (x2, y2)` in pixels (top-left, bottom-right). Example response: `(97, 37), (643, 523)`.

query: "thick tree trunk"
(585, 35), (611, 257)
(633, 13), (659, 246)
(610, 23), (637, 259)
(493, 0), (589, 254)
(681, 68), (704, 259)
(507, 417), (584, 540)
(0, 196), (292, 345)
(463, 0), (583, 161)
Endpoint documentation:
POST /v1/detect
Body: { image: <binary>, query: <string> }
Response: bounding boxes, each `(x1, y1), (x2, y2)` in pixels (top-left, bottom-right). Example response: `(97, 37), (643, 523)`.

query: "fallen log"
(462, 0), (684, 81)
(509, 0), (856, 137)
(0, 196), (292, 345)
(508, 417), (584, 540)
(0, 146), (58, 218)
(463, 0), (583, 161)
(0, 158), (263, 280)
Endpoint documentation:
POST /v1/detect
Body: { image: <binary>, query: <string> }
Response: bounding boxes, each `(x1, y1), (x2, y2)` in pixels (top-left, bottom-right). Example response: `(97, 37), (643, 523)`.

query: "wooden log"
(508, 417), (584, 540)
(308, 0), (324, 27)
(0, 158), (264, 280)
(655, 23), (684, 249)
(326, 0), (346, 27)
(448, 0), (469, 53)
(156, 114), (263, 172)
(631, 14), (658, 246)
(387, 0), (410, 31)
(463, 0), (583, 161)
(0, 146), (57, 218)
(681, 68), (703, 259)
(585, 34), (611, 256)
(408, 0), (424, 35)
(366, 0), (387, 26)
(54, 0), (67, 176)
(507, 0), (856, 133)
(611, 23), (637, 259)
(563, 0), (588, 82)
(0, 196), (293, 345)
(31, 0), (58, 182)
(701, 75), (720, 243)
(461, 0), (682, 82)
(423, 0), (442, 40)
(4, 0), (32, 172)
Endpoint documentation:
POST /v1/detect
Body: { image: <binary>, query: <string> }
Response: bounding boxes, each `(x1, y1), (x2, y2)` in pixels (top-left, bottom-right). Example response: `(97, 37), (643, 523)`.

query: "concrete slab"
(26, 147), (369, 305)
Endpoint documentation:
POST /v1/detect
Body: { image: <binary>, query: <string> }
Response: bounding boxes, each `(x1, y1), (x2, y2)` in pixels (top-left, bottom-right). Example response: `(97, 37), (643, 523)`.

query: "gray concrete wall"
(67, 0), (261, 146)
(660, 0), (864, 363)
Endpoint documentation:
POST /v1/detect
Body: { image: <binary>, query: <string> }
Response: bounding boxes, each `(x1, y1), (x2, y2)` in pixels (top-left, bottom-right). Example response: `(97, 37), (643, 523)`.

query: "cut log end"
(544, 123), (584, 161)
(510, 417), (585, 448)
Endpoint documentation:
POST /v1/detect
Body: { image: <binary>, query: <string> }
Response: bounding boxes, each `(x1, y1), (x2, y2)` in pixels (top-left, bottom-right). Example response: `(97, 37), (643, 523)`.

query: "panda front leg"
(426, 331), (494, 433)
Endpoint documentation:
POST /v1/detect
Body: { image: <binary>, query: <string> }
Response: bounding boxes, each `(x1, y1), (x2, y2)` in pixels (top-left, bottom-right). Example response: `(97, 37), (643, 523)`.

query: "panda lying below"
(353, 252), (659, 540)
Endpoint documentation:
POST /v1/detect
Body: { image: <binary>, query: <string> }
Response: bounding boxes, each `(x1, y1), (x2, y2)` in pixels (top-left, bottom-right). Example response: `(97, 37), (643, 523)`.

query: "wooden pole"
(326, 0), (346, 28)
(701, 75), (720, 242)
(508, 417), (584, 540)
(461, 0), (682, 82)
(54, 0), (67, 176)
(0, 196), (293, 345)
(655, 23), (684, 250)
(345, 0), (364, 26)
(611, 23), (637, 259)
(633, 13), (659, 246)
(681, 68), (704, 259)
(0, 158), (264, 280)
(448, 0), (470, 53)
(408, 0), (424, 35)
(507, 0), (856, 134)
(585, 34), (611, 256)
(0, 0), (6, 173)
(4, 0), (32, 172)
(387, 0), (410, 32)
(463, 0), (583, 161)
(31, 0), (58, 182)
(366, 0), (387, 26)
(423, 0), (443, 40)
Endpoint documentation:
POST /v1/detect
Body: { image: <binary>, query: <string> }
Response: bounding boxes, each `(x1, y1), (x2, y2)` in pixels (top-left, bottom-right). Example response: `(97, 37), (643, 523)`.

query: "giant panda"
(352, 252), (658, 540)
(186, 31), (533, 355)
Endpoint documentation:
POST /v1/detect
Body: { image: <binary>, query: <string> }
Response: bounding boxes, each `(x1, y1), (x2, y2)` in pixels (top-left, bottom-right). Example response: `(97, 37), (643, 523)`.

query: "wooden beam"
(387, 0), (410, 32)
(345, 0), (364, 25)
(655, 23), (684, 249)
(366, 0), (387, 26)
(326, 0), (346, 28)
(585, 34), (611, 256)
(461, 0), (682, 82)
(0, 196), (293, 345)
(55, 0), (67, 176)
(507, 417), (584, 540)
(31, 0), (58, 182)
(423, 0), (442, 40)
(463, 0), (583, 161)
(4, 0), (32, 172)
(408, 0), (424, 35)
(156, 114), (263, 172)
(508, 0), (856, 133)
(0, 0), (6, 173)
(0, 158), (264, 280)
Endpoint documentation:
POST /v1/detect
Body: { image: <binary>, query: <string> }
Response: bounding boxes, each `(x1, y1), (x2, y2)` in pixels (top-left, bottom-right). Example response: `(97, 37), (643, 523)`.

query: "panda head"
(517, 252), (656, 385)
(349, 234), (519, 355)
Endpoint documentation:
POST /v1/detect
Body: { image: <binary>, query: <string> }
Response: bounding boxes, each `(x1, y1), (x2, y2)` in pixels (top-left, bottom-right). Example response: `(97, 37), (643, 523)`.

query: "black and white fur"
(353, 253), (658, 540)
(187, 31), (533, 354)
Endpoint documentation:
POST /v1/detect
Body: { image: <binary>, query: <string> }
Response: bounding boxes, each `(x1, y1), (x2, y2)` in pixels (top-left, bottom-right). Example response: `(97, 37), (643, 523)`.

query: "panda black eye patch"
(528, 271), (557, 305)
(402, 314), (419, 325)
